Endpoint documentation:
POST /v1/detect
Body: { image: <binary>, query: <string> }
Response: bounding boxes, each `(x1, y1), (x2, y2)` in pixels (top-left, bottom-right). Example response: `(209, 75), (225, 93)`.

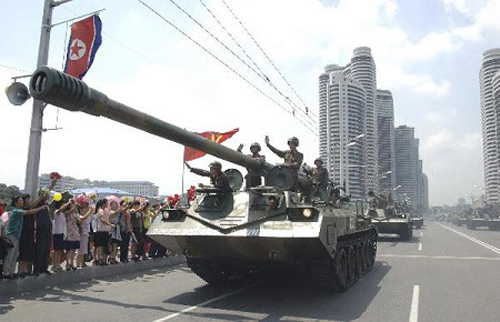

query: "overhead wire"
(168, 0), (318, 132)
(136, 0), (318, 135)
(221, 0), (318, 120)
(196, 0), (318, 132)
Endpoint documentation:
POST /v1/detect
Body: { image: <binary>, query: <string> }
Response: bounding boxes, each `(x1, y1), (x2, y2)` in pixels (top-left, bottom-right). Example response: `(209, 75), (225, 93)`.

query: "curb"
(0, 255), (186, 296)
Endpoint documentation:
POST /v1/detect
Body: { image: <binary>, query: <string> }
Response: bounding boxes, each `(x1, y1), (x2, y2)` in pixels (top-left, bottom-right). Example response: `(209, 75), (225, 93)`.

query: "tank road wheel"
(186, 257), (229, 285)
(361, 241), (369, 271)
(368, 238), (377, 266)
(347, 246), (358, 282)
(466, 222), (475, 230)
(400, 226), (412, 241)
(334, 248), (348, 291)
(356, 244), (364, 275)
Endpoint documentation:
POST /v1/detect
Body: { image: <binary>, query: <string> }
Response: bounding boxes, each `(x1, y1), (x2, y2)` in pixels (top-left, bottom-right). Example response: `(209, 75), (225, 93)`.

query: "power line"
(167, 0), (318, 132)
(0, 63), (30, 74)
(197, 0), (318, 131)
(135, 0), (318, 135)
(221, 0), (317, 120)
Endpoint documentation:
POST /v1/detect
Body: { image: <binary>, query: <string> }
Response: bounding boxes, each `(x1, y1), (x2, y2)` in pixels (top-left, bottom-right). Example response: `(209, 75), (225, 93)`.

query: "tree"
(0, 183), (21, 202)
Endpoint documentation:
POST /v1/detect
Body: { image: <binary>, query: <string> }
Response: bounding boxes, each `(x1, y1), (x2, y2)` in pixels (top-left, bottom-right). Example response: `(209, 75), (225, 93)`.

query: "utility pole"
(25, 0), (72, 197)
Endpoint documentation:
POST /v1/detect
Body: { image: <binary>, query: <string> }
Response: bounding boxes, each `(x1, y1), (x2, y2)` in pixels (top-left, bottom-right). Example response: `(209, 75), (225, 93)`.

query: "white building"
(346, 47), (379, 194)
(319, 65), (366, 200)
(105, 181), (159, 196)
(480, 48), (500, 203)
(39, 173), (75, 192)
(376, 89), (396, 192)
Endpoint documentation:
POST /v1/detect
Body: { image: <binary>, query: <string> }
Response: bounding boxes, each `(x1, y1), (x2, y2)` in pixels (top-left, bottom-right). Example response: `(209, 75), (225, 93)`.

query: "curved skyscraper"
(349, 47), (378, 193)
(480, 48), (500, 202)
(319, 65), (366, 199)
(376, 89), (396, 192)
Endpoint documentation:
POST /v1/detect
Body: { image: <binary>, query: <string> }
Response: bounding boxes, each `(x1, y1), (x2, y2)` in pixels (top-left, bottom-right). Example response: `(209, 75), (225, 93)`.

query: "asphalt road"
(2, 220), (500, 322)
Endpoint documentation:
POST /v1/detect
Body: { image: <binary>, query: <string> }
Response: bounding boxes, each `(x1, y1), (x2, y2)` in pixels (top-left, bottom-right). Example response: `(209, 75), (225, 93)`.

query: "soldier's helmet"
(250, 142), (261, 152)
(209, 161), (222, 171)
(287, 136), (299, 147)
(314, 157), (323, 164)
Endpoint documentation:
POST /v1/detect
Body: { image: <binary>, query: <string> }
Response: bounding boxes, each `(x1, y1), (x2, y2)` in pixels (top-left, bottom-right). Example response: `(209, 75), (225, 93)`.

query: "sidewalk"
(0, 255), (186, 296)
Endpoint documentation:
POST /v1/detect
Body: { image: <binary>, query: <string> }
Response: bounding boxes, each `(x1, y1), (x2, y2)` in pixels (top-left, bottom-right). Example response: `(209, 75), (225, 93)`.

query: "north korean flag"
(64, 15), (102, 80)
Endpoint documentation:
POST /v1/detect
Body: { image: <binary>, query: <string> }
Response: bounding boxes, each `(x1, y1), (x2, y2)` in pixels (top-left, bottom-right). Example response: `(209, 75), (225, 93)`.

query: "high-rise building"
(395, 126), (418, 205)
(319, 65), (366, 199)
(376, 90), (396, 192)
(480, 48), (500, 203)
(422, 173), (429, 211)
(348, 47), (378, 193)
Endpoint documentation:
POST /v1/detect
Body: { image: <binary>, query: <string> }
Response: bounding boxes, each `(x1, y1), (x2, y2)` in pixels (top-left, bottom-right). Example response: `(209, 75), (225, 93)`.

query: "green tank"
(466, 215), (500, 231)
(365, 192), (413, 241)
(411, 215), (424, 229)
(29, 66), (378, 291)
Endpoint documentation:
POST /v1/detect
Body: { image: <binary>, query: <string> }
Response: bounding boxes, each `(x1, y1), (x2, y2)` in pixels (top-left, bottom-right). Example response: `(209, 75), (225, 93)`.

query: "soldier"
(184, 161), (232, 192)
(264, 136), (303, 172)
(268, 195), (280, 211)
(303, 158), (329, 200)
(237, 142), (266, 188)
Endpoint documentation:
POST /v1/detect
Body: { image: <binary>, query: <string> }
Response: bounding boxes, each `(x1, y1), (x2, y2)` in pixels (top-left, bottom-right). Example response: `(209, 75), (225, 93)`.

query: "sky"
(1, 0), (499, 206)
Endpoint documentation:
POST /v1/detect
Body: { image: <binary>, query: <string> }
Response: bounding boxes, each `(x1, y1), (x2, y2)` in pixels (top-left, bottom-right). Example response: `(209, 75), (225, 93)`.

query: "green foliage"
(0, 183), (21, 206)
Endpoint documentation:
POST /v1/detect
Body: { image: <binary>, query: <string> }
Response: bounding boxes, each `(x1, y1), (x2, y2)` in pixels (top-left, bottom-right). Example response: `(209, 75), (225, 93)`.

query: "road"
(2, 220), (500, 321)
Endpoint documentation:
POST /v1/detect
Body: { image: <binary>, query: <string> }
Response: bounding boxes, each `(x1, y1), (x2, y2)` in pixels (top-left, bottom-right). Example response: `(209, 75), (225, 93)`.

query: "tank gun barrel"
(29, 67), (270, 172)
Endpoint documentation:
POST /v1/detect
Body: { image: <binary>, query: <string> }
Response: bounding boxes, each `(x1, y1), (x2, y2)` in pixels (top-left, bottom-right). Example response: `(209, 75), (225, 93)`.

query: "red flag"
(184, 128), (239, 161)
(64, 15), (102, 79)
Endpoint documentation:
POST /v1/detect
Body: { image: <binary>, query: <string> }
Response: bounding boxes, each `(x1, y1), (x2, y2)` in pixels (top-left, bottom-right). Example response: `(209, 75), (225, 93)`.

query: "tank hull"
(466, 218), (500, 231)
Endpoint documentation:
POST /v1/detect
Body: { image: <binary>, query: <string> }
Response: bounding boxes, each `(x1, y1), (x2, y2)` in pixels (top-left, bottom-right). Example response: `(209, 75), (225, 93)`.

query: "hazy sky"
(1, 0), (499, 206)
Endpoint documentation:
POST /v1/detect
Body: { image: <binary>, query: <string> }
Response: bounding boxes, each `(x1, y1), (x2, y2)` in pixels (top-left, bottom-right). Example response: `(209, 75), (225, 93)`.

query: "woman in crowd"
(17, 194), (35, 277)
(76, 197), (92, 268)
(2, 195), (47, 279)
(52, 198), (72, 272)
(129, 200), (143, 261)
(141, 201), (153, 259)
(108, 199), (123, 264)
(64, 201), (81, 270)
(119, 200), (132, 263)
(95, 199), (115, 265)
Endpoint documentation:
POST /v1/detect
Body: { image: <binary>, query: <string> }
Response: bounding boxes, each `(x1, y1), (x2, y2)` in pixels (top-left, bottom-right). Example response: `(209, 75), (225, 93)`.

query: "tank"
(410, 214), (424, 229)
(29, 66), (378, 291)
(365, 192), (413, 241)
(466, 207), (500, 231)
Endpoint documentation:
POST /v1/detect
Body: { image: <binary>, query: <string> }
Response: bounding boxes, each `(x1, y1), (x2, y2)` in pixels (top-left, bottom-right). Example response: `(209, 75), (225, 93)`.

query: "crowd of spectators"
(0, 175), (170, 280)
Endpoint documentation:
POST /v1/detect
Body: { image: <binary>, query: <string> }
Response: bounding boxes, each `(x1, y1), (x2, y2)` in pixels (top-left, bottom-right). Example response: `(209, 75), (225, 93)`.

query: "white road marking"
(437, 223), (500, 255)
(378, 254), (500, 261)
(420, 231), (424, 237)
(152, 282), (263, 321)
(409, 285), (420, 322)
(418, 243), (422, 252)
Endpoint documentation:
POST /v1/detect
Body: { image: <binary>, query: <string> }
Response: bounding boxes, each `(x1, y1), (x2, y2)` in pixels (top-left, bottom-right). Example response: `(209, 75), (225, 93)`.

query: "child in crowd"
(64, 203), (81, 270)
(52, 199), (72, 272)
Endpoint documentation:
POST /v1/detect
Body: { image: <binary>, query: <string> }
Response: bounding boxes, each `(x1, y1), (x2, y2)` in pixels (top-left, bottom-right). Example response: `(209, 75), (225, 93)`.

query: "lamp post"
(335, 133), (365, 196)
(23, 0), (72, 197)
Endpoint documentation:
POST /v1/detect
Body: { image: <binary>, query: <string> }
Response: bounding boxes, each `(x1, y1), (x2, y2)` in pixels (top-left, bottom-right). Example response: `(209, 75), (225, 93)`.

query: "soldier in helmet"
(184, 161), (232, 192)
(303, 158), (329, 200)
(264, 136), (303, 172)
(237, 142), (266, 188)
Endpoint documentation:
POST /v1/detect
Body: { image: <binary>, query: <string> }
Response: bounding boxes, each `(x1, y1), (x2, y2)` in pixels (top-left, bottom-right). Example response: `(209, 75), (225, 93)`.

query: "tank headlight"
(303, 208), (312, 218)
(162, 211), (170, 220)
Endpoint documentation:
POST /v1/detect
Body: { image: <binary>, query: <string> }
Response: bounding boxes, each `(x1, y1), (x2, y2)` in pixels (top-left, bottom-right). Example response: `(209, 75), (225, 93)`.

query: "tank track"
(186, 257), (231, 284)
(309, 227), (378, 292)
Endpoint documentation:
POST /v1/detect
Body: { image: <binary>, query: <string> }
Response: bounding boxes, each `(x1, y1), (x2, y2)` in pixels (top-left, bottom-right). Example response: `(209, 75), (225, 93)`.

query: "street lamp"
(334, 133), (364, 195)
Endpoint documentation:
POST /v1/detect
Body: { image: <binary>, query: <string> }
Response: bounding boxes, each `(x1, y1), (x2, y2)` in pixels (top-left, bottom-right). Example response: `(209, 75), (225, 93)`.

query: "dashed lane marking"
(420, 231), (424, 237)
(409, 285), (420, 322)
(418, 243), (422, 252)
(152, 281), (264, 321)
(437, 223), (500, 255)
(378, 254), (500, 261)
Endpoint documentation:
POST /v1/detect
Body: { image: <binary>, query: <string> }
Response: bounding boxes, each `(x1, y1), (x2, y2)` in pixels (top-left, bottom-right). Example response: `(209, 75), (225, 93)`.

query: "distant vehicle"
(411, 215), (424, 229)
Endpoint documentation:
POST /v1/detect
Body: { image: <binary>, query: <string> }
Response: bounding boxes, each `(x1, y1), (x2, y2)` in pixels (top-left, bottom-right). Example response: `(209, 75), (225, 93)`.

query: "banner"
(184, 128), (239, 162)
(64, 15), (102, 79)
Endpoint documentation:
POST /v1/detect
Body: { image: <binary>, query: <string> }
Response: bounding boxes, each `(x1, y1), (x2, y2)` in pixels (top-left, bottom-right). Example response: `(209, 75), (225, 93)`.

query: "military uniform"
(266, 145), (303, 171)
(189, 167), (232, 192)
